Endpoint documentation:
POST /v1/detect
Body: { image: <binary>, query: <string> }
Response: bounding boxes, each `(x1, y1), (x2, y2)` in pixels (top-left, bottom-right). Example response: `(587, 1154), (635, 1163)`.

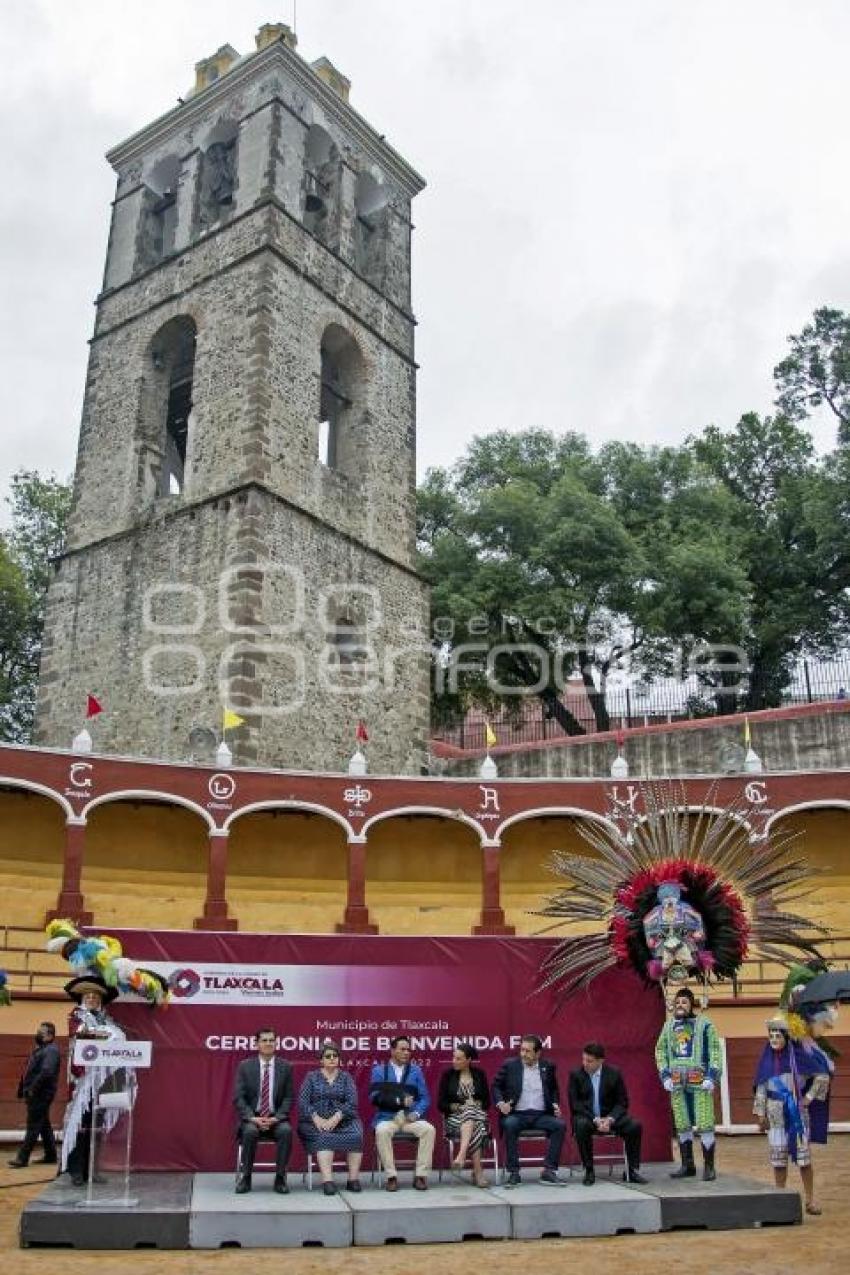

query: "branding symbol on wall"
(744, 781), (768, 805)
(81, 1043), (99, 1062)
(65, 760), (94, 801)
(169, 967), (202, 999)
(208, 773), (236, 802)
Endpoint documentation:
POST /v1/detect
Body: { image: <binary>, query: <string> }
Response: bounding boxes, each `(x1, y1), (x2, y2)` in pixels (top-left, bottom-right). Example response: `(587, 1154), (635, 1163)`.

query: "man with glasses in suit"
(234, 1028), (294, 1194)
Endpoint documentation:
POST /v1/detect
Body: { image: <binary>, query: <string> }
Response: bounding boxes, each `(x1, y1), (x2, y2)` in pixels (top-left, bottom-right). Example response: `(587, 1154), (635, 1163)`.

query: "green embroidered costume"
(655, 1012), (722, 1133)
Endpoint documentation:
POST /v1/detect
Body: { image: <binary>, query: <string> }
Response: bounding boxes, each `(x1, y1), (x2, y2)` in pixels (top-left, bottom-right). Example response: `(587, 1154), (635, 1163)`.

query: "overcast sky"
(2, 0), (849, 515)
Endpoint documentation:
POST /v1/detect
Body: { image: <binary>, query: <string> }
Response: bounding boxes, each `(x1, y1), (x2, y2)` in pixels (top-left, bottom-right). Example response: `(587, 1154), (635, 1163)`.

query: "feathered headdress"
(45, 919), (170, 1007)
(779, 961), (840, 1060)
(537, 783), (826, 1006)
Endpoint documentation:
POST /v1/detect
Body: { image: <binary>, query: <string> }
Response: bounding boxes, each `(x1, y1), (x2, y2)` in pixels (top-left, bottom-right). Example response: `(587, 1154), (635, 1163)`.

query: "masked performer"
(753, 1014), (830, 1215)
(536, 784), (827, 1177)
(655, 986), (722, 1179)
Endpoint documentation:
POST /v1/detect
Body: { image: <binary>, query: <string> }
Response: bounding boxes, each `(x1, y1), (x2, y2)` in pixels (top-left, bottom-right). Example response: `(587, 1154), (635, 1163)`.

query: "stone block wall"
(37, 484), (430, 774)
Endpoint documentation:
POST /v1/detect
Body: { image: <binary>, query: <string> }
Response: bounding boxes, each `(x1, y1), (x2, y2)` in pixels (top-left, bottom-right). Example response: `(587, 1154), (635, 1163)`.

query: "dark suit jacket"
(568, 1064), (630, 1125)
(19, 1040), (60, 1107)
(233, 1056), (294, 1127)
(437, 1065), (491, 1116)
(491, 1057), (560, 1118)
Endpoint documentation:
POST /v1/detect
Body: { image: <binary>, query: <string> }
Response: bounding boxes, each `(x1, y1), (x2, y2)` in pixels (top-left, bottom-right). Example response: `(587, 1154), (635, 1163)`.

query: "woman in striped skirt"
(437, 1043), (492, 1186)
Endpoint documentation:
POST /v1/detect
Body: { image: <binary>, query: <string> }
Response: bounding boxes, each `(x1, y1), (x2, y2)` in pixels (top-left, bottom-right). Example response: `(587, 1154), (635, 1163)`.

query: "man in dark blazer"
(492, 1035), (566, 1185)
(234, 1027), (293, 1193)
(8, 1021), (60, 1168)
(568, 1041), (647, 1185)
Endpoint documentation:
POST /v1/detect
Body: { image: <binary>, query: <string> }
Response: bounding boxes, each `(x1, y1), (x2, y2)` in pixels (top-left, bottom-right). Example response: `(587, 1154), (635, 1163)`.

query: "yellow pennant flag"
(485, 721), (497, 748)
(223, 708), (245, 732)
(743, 716), (751, 747)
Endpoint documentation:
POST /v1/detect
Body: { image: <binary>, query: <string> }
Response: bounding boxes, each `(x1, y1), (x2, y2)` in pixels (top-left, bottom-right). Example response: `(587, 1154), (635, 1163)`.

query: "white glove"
(662, 1078), (675, 1092)
(700, 1079), (715, 1092)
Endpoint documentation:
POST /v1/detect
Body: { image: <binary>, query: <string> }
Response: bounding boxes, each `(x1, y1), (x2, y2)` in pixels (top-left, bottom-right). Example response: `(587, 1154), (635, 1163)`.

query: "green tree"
(691, 413), (845, 707)
(774, 306), (850, 441)
(0, 471), (71, 741)
(418, 431), (749, 734)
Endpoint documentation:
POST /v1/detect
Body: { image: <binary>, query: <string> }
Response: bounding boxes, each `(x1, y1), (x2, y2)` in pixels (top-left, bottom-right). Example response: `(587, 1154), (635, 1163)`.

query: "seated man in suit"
(234, 1027), (293, 1194)
(568, 1041), (647, 1185)
(369, 1035), (435, 1191)
(492, 1034), (566, 1185)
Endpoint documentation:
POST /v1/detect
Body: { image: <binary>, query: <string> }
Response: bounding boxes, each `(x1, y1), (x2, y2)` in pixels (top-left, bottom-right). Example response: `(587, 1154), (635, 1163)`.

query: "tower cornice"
(105, 39), (426, 198)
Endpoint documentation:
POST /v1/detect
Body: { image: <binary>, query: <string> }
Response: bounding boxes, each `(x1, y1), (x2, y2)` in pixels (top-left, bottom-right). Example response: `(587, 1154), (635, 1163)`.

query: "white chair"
(440, 1126), (500, 1183)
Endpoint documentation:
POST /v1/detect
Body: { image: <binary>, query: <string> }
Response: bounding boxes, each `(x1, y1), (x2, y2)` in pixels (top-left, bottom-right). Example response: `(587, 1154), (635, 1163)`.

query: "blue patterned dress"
(297, 1069), (364, 1153)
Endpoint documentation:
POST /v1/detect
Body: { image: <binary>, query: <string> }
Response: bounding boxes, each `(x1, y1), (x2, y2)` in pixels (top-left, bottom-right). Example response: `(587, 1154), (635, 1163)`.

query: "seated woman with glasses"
(297, 1040), (364, 1194)
(437, 1042), (492, 1186)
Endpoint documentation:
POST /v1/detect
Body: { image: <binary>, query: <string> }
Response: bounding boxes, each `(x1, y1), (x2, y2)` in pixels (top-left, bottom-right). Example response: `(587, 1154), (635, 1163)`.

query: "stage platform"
(19, 1165), (802, 1249)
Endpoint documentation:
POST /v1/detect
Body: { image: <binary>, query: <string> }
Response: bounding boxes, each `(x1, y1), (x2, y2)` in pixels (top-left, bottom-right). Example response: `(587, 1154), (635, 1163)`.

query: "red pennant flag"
(355, 719), (369, 744)
(86, 694), (103, 719)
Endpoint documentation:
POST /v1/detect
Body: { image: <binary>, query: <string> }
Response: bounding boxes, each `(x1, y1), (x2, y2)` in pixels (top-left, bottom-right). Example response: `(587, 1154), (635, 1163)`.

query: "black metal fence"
(432, 657), (850, 752)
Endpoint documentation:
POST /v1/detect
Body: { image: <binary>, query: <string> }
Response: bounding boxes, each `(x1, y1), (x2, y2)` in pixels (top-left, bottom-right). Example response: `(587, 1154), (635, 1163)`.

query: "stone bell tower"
(35, 23), (431, 774)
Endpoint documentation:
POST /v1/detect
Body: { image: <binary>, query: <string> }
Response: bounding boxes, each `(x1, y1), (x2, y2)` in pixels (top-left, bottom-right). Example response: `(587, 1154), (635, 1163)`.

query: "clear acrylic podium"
(71, 1039), (153, 1209)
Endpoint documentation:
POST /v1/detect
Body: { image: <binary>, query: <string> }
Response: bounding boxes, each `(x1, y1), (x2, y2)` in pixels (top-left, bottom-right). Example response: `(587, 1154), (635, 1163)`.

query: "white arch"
(0, 776), (74, 822)
(495, 806), (620, 844)
(81, 789), (216, 832)
(360, 805), (487, 846)
(765, 800), (850, 834)
(223, 800), (354, 841)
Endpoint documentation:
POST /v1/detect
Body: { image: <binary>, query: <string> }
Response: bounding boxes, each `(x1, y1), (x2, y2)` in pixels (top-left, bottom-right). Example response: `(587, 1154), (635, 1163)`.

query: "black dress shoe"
(505, 1171), (522, 1186)
(345, 1180), (362, 1192)
(7, 1160), (28, 1169)
(274, 1176), (289, 1194)
(582, 1170), (596, 1186)
(235, 1177), (251, 1194)
(322, 1181), (336, 1196)
(71, 1173), (86, 1187)
(628, 1170), (648, 1184)
(540, 1168), (559, 1184)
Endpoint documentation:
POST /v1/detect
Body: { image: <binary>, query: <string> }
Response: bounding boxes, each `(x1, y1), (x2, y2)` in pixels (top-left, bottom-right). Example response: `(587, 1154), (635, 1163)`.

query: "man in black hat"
(8, 1022), (60, 1168)
(62, 975), (122, 1186)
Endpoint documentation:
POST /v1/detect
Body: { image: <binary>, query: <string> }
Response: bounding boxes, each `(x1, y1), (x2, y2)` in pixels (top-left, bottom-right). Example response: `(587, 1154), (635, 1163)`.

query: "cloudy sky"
(2, 0), (849, 513)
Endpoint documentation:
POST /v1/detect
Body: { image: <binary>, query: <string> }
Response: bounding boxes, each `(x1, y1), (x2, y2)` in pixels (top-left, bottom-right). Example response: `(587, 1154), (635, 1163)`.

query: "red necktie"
(259, 1063), (271, 1116)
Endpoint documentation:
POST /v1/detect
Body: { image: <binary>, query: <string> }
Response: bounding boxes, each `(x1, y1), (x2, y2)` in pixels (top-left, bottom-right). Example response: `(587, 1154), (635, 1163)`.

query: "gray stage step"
(348, 1179), (510, 1245)
(635, 1164), (802, 1229)
(491, 1177), (661, 1238)
(189, 1173), (352, 1248)
(20, 1173), (192, 1249)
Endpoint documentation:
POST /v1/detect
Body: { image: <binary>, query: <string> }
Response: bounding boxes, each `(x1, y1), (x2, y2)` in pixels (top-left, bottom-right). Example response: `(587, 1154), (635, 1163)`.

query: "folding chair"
(303, 1150), (354, 1191)
(592, 1131), (629, 1179)
(371, 1128), (421, 1186)
(234, 1139), (278, 1186)
(500, 1128), (566, 1182)
(443, 1127), (502, 1183)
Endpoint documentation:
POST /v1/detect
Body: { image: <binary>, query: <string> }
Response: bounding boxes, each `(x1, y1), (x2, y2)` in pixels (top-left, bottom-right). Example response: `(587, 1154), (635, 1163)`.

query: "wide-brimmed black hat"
(64, 974), (119, 1005)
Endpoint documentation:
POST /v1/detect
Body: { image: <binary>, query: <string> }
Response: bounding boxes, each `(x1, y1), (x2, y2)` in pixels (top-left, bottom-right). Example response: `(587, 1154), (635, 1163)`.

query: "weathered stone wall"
(37, 38), (427, 773)
(438, 705), (850, 778)
(37, 485), (430, 773)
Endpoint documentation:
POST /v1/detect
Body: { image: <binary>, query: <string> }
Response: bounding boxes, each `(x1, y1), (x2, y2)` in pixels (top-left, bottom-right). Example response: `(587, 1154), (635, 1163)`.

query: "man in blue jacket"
(369, 1035), (435, 1191)
(492, 1034), (566, 1185)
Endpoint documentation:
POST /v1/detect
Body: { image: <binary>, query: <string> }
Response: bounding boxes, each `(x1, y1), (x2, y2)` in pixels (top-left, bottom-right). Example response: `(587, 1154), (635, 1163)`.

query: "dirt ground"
(1, 1137), (847, 1275)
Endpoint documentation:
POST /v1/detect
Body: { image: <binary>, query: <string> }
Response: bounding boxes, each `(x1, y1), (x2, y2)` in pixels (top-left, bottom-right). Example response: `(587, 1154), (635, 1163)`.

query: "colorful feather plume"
(45, 919), (169, 1007)
(537, 782), (827, 1004)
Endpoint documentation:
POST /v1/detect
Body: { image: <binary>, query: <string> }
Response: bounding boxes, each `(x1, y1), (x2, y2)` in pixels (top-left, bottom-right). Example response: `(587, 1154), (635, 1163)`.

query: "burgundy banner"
(95, 931), (672, 1170)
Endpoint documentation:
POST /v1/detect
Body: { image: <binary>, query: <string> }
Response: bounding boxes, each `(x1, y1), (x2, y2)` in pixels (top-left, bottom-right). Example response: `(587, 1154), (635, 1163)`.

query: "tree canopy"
(0, 471), (71, 741)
